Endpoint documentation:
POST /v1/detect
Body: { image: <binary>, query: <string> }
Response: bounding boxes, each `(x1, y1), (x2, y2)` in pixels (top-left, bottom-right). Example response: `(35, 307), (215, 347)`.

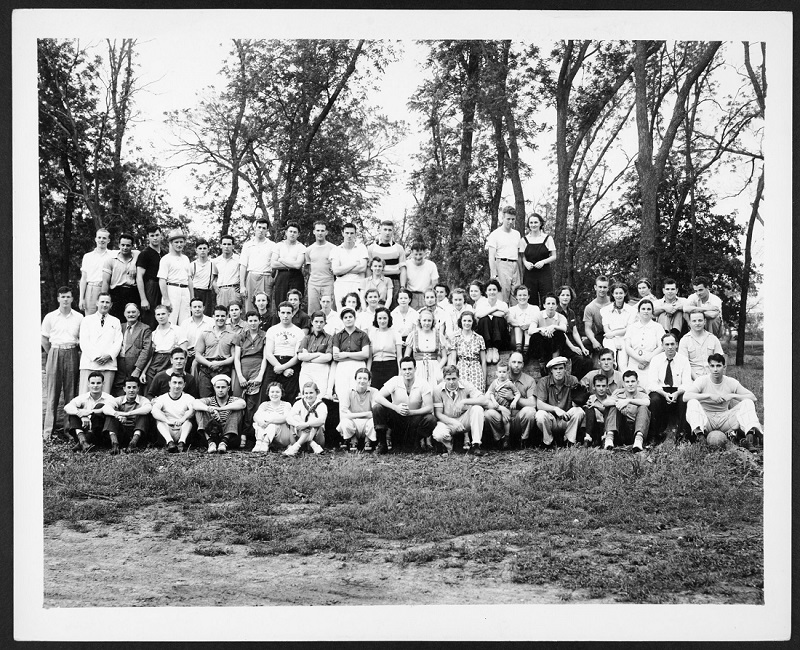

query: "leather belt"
(166, 282), (188, 288)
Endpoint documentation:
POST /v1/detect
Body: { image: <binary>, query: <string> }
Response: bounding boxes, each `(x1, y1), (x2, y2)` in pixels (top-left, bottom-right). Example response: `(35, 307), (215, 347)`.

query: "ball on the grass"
(706, 430), (728, 449)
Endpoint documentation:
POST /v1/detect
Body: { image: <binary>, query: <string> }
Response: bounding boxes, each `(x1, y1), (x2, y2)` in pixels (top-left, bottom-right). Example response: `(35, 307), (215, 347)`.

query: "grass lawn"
(41, 347), (765, 606)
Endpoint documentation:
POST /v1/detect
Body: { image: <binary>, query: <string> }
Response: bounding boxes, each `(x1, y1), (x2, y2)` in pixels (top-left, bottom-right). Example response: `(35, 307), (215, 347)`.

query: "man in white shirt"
(271, 220), (307, 312)
(79, 227), (114, 315)
(239, 218), (275, 312)
(330, 222), (369, 308)
(367, 220), (407, 311)
(191, 238), (218, 317)
(403, 241), (439, 310)
(213, 234), (241, 308)
(647, 333), (692, 441)
(683, 353), (763, 449)
(64, 371), (114, 452)
(264, 301), (304, 403)
(305, 221), (336, 313)
(78, 293), (123, 394)
(432, 366), (488, 455)
(157, 229), (194, 326)
(372, 356), (437, 453)
(103, 232), (139, 321)
(653, 277), (686, 340)
(678, 311), (724, 379)
(41, 286), (84, 440)
(684, 275), (724, 337)
(151, 374), (196, 453)
(487, 205), (522, 304)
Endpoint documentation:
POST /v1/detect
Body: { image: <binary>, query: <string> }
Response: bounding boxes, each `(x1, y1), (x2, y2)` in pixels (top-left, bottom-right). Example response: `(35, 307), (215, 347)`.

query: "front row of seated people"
(63, 339), (763, 456)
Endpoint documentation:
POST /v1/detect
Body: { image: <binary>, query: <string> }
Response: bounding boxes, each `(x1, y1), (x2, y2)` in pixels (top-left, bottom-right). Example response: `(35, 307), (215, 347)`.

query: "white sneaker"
(282, 443), (300, 457)
(310, 441), (325, 454)
(207, 442), (217, 454)
(604, 433), (614, 450)
(217, 442), (228, 454)
(633, 433), (644, 452)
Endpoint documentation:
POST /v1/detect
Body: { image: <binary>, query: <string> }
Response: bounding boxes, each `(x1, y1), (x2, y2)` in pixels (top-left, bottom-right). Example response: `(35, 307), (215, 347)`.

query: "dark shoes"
(166, 441), (178, 453)
(470, 443), (485, 457)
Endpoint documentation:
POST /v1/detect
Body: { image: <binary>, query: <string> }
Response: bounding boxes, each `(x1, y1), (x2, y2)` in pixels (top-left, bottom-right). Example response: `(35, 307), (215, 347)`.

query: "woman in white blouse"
(624, 298), (666, 386)
(390, 288), (418, 347)
(143, 304), (187, 384)
(357, 288), (381, 331)
(366, 307), (402, 390)
(600, 283), (636, 370)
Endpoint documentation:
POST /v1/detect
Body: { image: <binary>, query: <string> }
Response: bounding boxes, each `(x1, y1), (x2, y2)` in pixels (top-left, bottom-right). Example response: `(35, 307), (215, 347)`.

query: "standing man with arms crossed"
(305, 221), (335, 314)
(214, 234), (241, 308)
(271, 220), (307, 310)
(158, 229), (194, 327)
(41, 286), (83, 440)
(136, 225), (166, 329)
(487, 205), (522, 305)
(239, 218), (276, 312)
(103, 232), (139, 321)
(79, 227), (114, 315)
(330, 222), (369, 309)
(368, 220), (407, 311)
(684, 276), (724, 338)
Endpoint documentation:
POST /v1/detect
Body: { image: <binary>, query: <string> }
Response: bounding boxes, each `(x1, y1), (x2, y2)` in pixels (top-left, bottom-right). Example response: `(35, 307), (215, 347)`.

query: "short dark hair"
(513, 284), (529, 297)
(442, 365), (459, 377)
(380, 220), (395, 228)
(285, 220), (299, 231)
(170, 347), (187, 359)
(265, 381), (283, 396)
(118, 232), (135, 244)
(661, 332), (677, 344)
(255, 218), (269, 226)
(195, 238), (209, 247)
(410, 240), (426, 252)
(313, 220), (327, 229)
(638, 298), (654, 312)
(396, 288), (412, 301)
(502, 205), (516, 216)
(457, 310), (475, 329)
(277, 301), (293, 312)
(123, 376), (139, 386)
(399, 355), (416, 368)
(595, 275), (609, 285)
(190, 297), (205, 307)
(339, 307), (356, 319)
(372, 306), (393, 328)
(692, 276), (710, 288)
(245, 310), (260, 320)
(87, 371), (104, 383)
(542, 292), (558, 304)
(434, 283), (450, 297)
(707, 353), (726, 366)
(364, 288), (381, 300)
(213, 304), (228, 315)
(622, 370), (638, 380)
(662, 277), (677, 288)
(598, 348), (615, 359)
(485, 279), (502, 293)
(592, 374), (608, 385)
(145, 225), (161, 235)
(170, 374), (186, 383)
(354, 367), (372, 381)
(341, 292), (362, 311)
(220, 234), (235, 245)
(57, 286), (73, 296)
(287, 288), (303, 299)
(310, 310), (326, 322)
(343, 222), (357, 232)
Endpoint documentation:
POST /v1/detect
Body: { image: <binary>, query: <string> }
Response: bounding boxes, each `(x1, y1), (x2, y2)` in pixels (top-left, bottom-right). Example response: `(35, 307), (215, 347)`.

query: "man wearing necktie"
(646, 332), (692, 442)
(78, 293), (123, 394)
(113, 303), (153, 396)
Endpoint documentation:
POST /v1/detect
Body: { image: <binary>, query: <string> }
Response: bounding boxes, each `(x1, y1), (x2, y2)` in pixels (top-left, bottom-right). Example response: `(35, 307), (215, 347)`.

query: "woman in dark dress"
(556, 285), (593, 380)
(518, 213), (557, 308)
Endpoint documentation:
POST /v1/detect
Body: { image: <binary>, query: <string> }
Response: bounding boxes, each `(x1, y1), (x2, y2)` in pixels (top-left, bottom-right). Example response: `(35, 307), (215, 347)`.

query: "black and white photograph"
(14, 7), (791, 643)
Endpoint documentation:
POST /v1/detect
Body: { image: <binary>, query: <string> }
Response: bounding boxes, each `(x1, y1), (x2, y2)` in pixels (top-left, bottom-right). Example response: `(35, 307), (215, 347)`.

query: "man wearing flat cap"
(157, 229), (194, 326)
(534, 356), (585, 448)
(193, 374), (246, 454)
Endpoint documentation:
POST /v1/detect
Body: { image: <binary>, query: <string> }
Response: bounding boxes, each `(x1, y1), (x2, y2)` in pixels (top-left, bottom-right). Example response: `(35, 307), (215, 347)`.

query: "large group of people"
(41, 211), (763, 457)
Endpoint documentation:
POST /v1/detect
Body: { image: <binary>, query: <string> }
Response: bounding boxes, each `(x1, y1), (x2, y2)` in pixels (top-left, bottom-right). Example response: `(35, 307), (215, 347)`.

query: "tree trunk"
(490, 114), (505, 230)
(60, 146), (75, 285)
(498, 40), (526, 232)
(736, 168), (763, 366)
(449, 42), (481, 286)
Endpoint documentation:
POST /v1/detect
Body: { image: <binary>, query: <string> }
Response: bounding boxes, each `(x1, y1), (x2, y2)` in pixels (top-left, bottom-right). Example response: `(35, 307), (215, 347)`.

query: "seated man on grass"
(63, 371), (114, 452)
(432, 365), (488, 456)
(484, 352), (538, 449)
(604, 369), (650, 452)
(193, 373), (246, 454)
(682, 353), (763, 450)
(534, 356), (584, 449)
(581, 373), (615, 447)
(372, 356), (436, 453)
(101, 376), (152, 453)
(151, 374), (196, 453)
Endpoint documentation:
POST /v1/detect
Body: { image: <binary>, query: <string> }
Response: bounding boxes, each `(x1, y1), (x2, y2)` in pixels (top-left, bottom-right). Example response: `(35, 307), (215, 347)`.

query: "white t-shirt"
(405, 259), (439, 293)
(81, 249), (115, 284)
(190, 258), (217, 290)
(265, 324), (304, 357)
(486, 227), (522, 259)
(240, 238), (275, 275)
(507, 304), (540, 329)
(154, 392), (195, 420)
(157, 254), (192, 284)
(213, 254), (241, 286)
(330, 243), (369, 282)
(686, 375), (750, 414)
(272, 241), (307, 270)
